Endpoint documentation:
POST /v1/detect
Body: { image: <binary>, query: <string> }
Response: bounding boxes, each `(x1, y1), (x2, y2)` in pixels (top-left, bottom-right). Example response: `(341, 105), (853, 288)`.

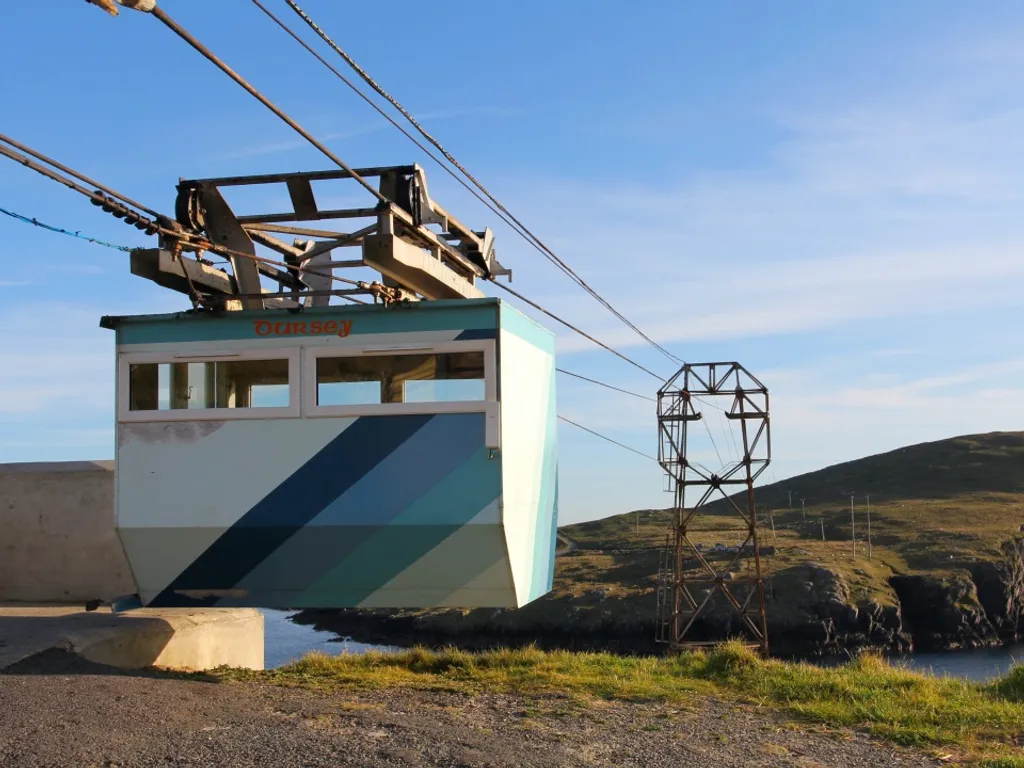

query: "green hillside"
(561, 431), (1024, 608)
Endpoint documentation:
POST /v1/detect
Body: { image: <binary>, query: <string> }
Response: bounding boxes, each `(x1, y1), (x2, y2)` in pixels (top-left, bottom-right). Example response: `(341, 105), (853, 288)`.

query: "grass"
(220, 641), (1024, 765)
(567, 431), (1024, 565)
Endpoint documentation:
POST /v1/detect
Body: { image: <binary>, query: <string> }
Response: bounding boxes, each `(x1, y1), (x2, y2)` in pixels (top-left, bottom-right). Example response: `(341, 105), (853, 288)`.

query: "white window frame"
(117, 347), (301, 422)
(303, 340), (500, 447)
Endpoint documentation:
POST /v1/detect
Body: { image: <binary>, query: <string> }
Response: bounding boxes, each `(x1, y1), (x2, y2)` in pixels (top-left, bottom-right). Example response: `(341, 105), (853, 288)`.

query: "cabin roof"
(100, 296), (501, 330)
(99, 297), (552, 350)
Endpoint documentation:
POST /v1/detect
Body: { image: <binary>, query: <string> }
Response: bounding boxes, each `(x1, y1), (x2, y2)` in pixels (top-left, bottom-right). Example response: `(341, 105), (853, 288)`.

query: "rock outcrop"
(890, 574), (999, 651)
(969, 537), (1024, 641)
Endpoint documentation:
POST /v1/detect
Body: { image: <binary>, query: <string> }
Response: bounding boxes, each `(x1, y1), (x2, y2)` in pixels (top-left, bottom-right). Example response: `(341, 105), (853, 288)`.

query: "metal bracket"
(145, 165), (509, 308)
(85, 593), (143, 614)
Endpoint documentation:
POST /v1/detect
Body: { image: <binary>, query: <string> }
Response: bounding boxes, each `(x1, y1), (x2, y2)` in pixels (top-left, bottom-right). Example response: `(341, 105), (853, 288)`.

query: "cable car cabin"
(100, 298), (557, 610)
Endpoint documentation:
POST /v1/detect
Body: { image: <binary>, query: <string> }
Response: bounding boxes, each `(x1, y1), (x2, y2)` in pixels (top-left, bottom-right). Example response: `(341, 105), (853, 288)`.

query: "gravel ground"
(0, 650), (940, 768)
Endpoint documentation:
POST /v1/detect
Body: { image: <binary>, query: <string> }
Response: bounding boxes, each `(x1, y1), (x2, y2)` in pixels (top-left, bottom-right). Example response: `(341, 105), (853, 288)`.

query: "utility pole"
(866, 495), (872, 560)
(636, 509), (640, 537)
(820, 518), (825, 541)
(850, 494), (856, 559)
(801, 498), (806, 520)
(787, 490), (793, 510)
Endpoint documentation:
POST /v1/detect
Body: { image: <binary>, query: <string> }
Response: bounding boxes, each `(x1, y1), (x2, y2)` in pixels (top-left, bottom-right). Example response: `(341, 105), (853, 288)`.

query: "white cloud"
(220, 105), (520, 161)
(220, 121), (393, 161)
(0, 307), (112, 416)
(536, 244), (1023, 353)
(474, 82), (1024, 359)
(485, 39), (1024, 520)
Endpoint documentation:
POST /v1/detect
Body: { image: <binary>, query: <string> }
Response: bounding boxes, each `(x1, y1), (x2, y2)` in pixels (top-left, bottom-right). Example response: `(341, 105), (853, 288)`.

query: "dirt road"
(1, 650), (936, 767)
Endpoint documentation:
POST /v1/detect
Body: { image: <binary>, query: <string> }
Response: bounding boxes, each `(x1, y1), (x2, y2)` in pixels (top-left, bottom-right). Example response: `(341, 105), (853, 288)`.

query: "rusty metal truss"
(656, 362), (771, 655)
(132, 164), (510, 310)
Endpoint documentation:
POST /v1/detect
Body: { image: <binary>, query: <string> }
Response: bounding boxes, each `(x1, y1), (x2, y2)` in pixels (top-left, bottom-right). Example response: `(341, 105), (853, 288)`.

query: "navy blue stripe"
(454, 328), (496, 340)
(152, 414), (434, 607)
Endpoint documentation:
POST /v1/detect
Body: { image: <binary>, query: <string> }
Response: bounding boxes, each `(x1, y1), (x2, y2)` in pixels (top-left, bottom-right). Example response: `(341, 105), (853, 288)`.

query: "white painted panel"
(116, 417), (355, 529)
(498, 330), (553, 603)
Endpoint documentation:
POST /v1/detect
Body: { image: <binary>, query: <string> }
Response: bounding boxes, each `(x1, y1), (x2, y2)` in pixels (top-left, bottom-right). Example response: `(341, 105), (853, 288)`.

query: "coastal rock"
(968, 537), (1024, 640)
(890, 573), (1000, 651)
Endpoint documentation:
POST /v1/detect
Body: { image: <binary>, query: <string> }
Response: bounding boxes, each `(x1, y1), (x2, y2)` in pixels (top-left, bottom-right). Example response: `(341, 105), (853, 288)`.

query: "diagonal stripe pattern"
(153, 414), (434, 606)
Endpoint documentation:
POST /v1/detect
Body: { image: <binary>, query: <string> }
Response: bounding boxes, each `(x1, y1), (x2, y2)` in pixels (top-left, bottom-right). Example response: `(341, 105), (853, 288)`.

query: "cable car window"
(128, 359), (290, 411)
(316, 351), (486, 406)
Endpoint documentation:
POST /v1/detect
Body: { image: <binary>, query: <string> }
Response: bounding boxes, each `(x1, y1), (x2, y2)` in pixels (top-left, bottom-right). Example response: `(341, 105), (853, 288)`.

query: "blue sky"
(1, 2), (1023, 524)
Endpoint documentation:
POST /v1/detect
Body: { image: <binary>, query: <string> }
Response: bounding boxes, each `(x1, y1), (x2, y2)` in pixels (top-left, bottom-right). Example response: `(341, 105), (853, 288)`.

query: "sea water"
(261, 609), (400, 669)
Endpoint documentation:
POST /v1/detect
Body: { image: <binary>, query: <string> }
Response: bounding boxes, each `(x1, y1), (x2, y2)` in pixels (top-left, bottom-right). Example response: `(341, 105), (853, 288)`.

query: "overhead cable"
(556, 368), (655, 402)
(280, 0), (684, 367)
(96, 3), (663, 379)
(493, 281), (663, 380)
(558, 416), (658, 463)
(146, 5), (388, 207)
(0, 206), (134, 252)
(0, 200), (368, 305)
(0, 143), (144, 220)
(252, 0), (596, 283)
(0, 132), (162, 219)
(701, 417), (726, 468)
(0, 139), (375, 302)
(249, 0), (536, 236)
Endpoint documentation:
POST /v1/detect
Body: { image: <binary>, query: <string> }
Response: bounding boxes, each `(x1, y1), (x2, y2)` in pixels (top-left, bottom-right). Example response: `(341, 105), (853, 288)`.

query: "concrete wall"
(0, 461), (133, 603)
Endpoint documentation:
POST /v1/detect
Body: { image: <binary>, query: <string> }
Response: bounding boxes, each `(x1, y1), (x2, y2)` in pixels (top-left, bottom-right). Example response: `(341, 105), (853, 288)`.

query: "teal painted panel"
(499, 301), (555, 354)
(387, 450), (501, 527)
(309, 414), (491, 527)
(110, 298), (500, 345)
(357, 524), (514, 607)
(295, 523), (506, 604)
(209, 586), (517, 609)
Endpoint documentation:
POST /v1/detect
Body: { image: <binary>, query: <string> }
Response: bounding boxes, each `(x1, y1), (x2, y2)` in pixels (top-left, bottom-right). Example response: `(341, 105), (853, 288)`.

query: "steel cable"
(558, 416), (658, 463)
(281, 0), (684, 367)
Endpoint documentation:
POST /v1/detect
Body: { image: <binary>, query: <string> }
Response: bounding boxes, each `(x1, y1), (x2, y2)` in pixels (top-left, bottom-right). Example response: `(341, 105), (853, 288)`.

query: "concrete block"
(0, 605), (264, 671)
(0, 461), (134, 602)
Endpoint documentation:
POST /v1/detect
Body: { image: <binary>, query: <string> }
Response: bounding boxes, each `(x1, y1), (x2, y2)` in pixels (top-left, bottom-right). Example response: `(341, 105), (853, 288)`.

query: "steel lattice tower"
(656, 362), (771, 654)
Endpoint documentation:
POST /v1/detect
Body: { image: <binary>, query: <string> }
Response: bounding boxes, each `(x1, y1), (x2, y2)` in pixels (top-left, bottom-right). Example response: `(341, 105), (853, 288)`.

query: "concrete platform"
(0, 605), (264, 671)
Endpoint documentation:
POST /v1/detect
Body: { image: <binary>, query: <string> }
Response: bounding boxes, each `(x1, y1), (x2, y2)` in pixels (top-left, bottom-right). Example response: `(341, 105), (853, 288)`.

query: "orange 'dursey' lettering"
(253, 319), (353, 338)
